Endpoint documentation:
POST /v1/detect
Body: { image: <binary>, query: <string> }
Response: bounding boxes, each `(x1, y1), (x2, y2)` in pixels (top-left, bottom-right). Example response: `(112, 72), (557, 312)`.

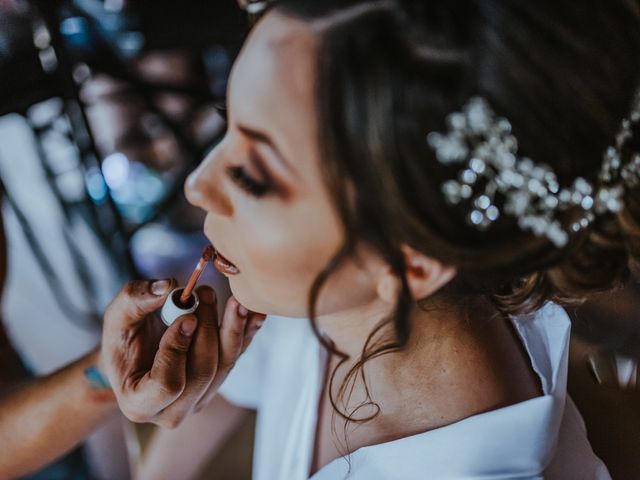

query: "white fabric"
(219, 303), (610, 479)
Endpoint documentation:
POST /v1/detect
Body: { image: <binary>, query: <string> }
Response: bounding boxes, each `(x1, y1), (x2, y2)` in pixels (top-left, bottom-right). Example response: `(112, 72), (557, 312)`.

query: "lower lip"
(213, 253), (240, 276)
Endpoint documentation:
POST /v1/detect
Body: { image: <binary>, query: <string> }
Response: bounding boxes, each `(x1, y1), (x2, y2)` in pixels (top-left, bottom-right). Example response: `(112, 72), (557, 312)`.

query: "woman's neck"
(314, 298), (542, 438)
(314, 297), (465, 360)
(315, 298), (401, 359)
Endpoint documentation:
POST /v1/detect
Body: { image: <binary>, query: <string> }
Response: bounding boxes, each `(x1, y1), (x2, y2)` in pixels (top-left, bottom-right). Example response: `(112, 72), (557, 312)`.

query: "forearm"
(0, 348), (118, 478)
(136, 395), (250, 480)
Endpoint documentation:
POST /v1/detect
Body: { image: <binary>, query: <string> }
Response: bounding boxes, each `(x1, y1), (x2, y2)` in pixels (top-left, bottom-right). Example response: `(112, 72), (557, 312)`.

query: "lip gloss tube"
(160, 246), (216, 327)
(161, 287), (201, 327)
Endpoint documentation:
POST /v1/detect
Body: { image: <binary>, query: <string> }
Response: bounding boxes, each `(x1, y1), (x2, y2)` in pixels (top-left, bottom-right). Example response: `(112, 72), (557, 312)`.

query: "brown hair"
(264, 0), (640, 437)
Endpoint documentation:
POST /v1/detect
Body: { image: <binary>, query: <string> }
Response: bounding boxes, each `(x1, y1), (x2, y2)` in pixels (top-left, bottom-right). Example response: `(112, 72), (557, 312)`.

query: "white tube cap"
(161, 287), (200, 327)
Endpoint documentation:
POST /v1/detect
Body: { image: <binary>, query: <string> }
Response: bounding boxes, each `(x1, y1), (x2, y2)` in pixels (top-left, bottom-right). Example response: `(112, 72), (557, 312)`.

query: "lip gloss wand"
(160, 245), (217, 326)
(180, 245), (216, 305)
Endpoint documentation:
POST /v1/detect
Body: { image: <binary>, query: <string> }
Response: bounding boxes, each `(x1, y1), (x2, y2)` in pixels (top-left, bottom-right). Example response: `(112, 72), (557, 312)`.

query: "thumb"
(106, 279), (176, 330)
(148, 315), (198, 400)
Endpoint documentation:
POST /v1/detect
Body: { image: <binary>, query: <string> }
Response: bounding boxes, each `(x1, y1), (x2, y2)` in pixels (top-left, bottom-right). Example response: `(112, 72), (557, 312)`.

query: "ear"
(402, 244), (456, 300)
(376, 245), (457, 304)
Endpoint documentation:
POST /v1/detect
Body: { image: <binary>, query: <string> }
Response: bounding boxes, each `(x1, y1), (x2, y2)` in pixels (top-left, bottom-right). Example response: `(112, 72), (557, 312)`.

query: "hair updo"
(263, 0), (640, 421)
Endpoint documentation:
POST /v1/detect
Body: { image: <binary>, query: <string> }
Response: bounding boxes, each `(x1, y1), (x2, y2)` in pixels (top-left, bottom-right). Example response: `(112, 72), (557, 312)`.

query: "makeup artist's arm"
(0, 349), (117, 479)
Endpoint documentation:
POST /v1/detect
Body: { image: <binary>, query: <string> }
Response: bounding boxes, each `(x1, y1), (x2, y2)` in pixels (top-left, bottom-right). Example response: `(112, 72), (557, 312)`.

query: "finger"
(105, 279), (177, 332)
(194, 311), (265, 413)
(101, 279), (176, 394)
(141, 314), (198, 409)
(194, 285), (219, 333)
(189, 286), (220, 387)
(240, 312), (266, 355)
(159, 286), (220, 419)
(217, 297), (250, 371)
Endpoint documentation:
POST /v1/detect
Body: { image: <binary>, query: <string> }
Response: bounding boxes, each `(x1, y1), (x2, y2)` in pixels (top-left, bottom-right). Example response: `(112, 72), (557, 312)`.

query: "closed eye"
(226, 165), (273, 197)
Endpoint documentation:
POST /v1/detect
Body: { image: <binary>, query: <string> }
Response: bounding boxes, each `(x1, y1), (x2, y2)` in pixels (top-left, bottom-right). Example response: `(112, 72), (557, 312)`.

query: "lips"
(212, 245), (240, 275)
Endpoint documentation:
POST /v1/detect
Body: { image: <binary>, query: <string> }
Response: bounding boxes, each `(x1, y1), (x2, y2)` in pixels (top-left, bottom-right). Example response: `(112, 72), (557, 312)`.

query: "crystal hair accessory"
(427, 96), (640, 247)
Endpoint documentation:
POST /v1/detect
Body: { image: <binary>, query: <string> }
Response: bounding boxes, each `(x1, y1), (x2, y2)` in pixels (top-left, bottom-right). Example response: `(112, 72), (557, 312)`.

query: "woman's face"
(185, 12), (381, 317)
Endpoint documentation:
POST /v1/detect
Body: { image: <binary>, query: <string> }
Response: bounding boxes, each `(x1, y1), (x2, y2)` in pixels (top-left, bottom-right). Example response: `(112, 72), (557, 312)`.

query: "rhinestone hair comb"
(427, 96), (640, 247)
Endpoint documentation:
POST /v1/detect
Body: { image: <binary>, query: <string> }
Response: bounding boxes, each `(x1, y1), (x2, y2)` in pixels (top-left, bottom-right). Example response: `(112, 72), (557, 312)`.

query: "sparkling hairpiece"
(426, 96), (640, 247)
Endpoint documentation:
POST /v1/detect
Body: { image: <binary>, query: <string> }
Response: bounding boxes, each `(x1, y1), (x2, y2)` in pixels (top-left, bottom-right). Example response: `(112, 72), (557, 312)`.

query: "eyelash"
(226, 164), (273, 198)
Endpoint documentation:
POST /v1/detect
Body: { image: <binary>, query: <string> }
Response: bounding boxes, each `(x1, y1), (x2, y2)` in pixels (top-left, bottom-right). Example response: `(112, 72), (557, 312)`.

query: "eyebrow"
(237, 124), (295, 176)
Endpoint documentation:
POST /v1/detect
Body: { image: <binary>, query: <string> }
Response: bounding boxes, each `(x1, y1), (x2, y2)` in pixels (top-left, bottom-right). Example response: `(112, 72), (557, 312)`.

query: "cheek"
(231, 215), (378, 318)
(234, 215), (341, 315)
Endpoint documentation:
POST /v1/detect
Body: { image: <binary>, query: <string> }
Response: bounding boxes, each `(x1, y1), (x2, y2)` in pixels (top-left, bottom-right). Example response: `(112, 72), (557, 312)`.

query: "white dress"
(218, 303), (610, 479)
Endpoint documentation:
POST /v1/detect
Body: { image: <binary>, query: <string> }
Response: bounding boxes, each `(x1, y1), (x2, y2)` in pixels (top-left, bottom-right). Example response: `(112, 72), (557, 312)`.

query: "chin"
(228, 280), (269, 316)
(228, 280), (308, 318)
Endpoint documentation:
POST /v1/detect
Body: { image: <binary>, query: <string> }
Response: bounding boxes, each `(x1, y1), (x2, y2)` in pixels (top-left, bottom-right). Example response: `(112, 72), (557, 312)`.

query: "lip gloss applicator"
(160, 245), (217, 326)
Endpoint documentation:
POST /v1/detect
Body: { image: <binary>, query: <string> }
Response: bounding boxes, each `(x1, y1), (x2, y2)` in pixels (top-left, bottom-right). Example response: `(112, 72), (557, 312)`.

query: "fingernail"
(151, 280), (171, 296)
(200, 288), (216, 305)
(255, 320), (264, 329)
(237, 304), (248, 317)
(180, 317), (197, 336)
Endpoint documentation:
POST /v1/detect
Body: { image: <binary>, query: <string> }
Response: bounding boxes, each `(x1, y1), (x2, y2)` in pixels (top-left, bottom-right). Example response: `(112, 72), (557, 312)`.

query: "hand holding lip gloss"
(100, 277), (266, 430)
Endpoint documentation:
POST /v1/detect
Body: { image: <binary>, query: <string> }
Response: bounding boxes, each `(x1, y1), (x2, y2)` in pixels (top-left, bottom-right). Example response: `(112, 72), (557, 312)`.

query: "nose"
(185, 145), (234, 216)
